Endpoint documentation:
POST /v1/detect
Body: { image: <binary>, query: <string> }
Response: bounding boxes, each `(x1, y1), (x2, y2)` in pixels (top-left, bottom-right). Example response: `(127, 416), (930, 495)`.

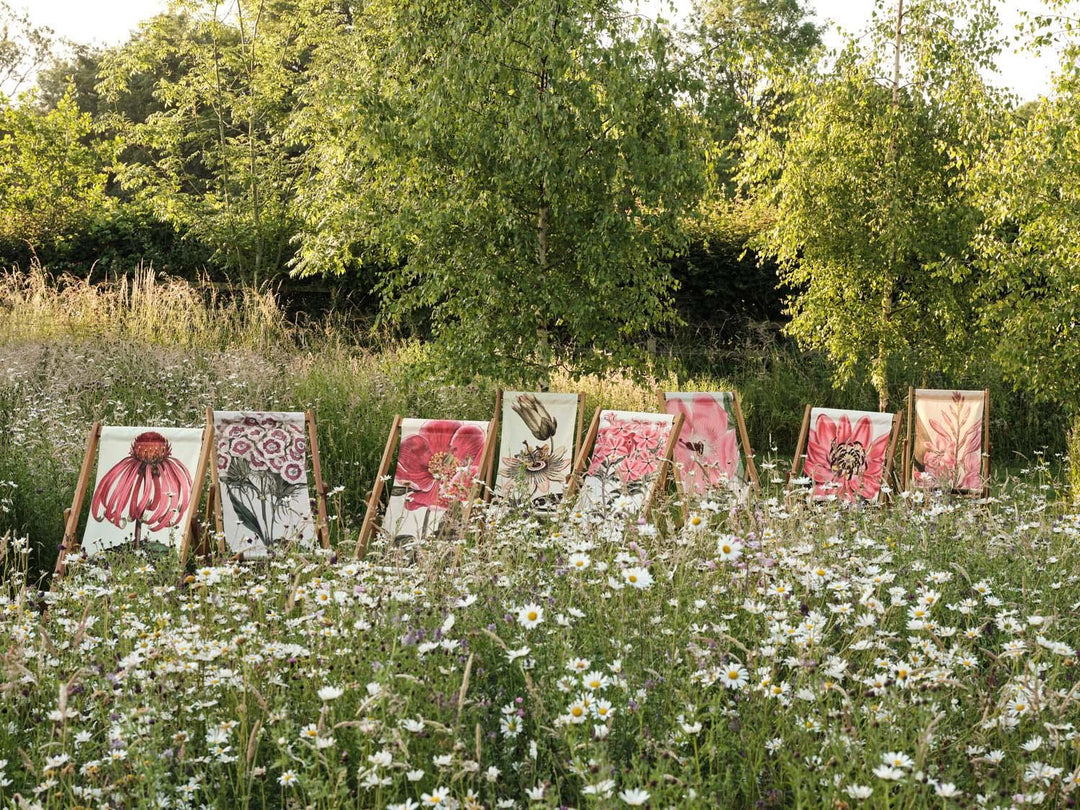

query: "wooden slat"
(982, 387), (991, 498)
(306, 410), (332, 549)
(207, 408), (226, 555)
(902, 386), (915, 491)
(572, 393), (586, 471)
(787, 405), (812, 486)
(483, 390), (503, 503)
(464, 414), (499, 526)
(732, 390), (759, 490)
(563, 407), (601, 505)
(642, 413), (684, 521)
(178, 416), (214, 567)
(53, 422), (101, 580)
(882, 411), (903, 505)
(356, 415), (402, 560)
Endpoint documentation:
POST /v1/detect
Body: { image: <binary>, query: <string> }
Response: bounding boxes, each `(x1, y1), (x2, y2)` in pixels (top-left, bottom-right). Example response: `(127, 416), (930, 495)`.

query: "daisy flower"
(622, 567), (653, 589)
(517, 604), (544, 629)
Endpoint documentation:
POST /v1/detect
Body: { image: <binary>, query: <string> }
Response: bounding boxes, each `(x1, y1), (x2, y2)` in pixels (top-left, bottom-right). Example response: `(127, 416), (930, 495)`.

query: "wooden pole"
(356, 415), (402, 560)
(563, 407), (601, 505)
(982, 387), (991, 498)
(179, 416), (214, 567)
(787, 405), (812, 486)
(732, 390), (759, 490)
(54, 422), (101, 579)
(642, 413), (684, 521)
(207, 408), (226, 555)
(572, 393), (586, 469)
(882, 411), (903, 505)
(483, 391), (503, 503)
(902, 386), (915, 491)
(464, 415), (499, 526)
(306, 410), (331, 549)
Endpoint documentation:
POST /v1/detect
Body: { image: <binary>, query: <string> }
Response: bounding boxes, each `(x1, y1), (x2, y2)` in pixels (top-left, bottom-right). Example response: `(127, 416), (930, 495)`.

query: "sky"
(20, 0), (1061, 100)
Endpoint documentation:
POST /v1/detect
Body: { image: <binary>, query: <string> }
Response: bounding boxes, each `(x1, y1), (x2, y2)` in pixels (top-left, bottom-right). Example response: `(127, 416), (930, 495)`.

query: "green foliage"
(972, 36), (1080, 407)
(97, 1), (341, 281)
(743, 0), (1006, 409)
(292, 0), (705, 382)
(691, 0), (822, 194)
(0, 92), (117, 259)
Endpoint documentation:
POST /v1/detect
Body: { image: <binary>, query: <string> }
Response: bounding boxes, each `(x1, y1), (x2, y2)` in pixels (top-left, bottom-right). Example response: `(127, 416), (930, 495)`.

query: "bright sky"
(21, 0), (1061, 100)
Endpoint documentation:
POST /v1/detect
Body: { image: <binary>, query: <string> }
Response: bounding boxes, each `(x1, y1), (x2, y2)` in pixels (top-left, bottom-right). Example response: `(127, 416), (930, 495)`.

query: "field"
(0, 270), (1079, 808)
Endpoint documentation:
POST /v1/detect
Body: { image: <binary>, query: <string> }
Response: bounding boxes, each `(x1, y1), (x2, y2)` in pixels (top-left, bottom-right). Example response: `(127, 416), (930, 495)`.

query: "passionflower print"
(395, 420), (486, 510)
(665, 394), (740, 494)
(804, 413), (891, 501)
(91, 431), (193, 537)
(501, 442), (569, 495)
(914, 391), (983, 493)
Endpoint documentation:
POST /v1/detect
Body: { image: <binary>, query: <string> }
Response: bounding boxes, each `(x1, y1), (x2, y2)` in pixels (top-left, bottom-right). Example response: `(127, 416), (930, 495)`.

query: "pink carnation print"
(588, 415), (668, 483)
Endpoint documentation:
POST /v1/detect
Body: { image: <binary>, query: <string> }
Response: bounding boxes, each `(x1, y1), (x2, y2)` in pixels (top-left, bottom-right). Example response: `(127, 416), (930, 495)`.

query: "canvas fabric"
(82, 425), (204, 556)
(213, 411), (315, 558)
(495, 391), (579, 510)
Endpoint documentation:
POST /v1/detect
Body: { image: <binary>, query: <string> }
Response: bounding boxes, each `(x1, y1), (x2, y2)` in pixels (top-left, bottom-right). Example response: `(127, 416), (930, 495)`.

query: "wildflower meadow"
(0, 275), (1078, 808)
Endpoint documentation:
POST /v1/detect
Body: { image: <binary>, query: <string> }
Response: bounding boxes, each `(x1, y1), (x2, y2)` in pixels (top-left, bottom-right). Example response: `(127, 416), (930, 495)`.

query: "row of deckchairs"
(54, 388), (989, 572)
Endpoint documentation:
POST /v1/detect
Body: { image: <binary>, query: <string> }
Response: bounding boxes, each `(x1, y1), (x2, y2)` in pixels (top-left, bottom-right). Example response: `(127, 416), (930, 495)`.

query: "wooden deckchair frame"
(486, 390), (587, 503)
(656, 389), (761, 495)
(563, 408), (684, 521)
(902, 387), (991, 498)
(54, 416), (214, 578)
(355, 410), (498, 560)
(787, 406), (902, 503)
(207, 408), (331, 557)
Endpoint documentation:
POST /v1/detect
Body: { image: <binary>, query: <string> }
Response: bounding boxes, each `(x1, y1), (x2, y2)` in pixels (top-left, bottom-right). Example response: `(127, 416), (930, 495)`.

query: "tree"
(0, 92), (116, 258)
(691, 0), (821, 195)
(292, 0), (704, 381)
(973, 7), (1080, 405)
(0, 1), (55, 97)
(742, 0), (1005, 409)
(96, 1), (340, 281)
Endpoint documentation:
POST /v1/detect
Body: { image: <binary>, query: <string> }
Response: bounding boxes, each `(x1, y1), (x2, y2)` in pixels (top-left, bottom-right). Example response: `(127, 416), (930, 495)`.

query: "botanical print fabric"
(663, 392), (745, 495)
(803, 408), (894, 502)
(82, 426), (203, 556)
(576, 410), (675, 516)
(912, 389), (985, 493)
(495, 392), (578, 510)
(383, 418), (490, 543)
(214, 411), (315, 558)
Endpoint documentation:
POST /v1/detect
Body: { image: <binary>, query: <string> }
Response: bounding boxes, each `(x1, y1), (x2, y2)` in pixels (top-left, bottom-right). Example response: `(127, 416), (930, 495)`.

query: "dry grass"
(0, 262), (294, 351)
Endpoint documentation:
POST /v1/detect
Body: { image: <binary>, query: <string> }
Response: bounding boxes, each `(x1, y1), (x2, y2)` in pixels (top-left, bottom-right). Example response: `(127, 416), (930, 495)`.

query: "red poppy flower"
(804, 413), (890, 501)
(91, 431), (193, 533)
(395, 420), (487, 510)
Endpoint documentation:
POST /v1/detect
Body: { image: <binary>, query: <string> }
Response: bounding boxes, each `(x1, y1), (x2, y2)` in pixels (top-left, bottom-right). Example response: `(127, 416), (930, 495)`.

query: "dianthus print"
(213, 411), (315, 558)
(81, 426), (204, 556)
(495, 391), (581, 510)
(908, 388), (988, 494)
(793, 407), (899, 503)
(570, 409), (678, 517)
(662, 391), (757, 496)
(382, 418), (492, 543)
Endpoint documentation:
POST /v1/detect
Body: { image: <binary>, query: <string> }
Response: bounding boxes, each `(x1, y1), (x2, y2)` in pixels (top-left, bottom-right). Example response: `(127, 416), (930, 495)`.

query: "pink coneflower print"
(90, 431), (193, 541)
